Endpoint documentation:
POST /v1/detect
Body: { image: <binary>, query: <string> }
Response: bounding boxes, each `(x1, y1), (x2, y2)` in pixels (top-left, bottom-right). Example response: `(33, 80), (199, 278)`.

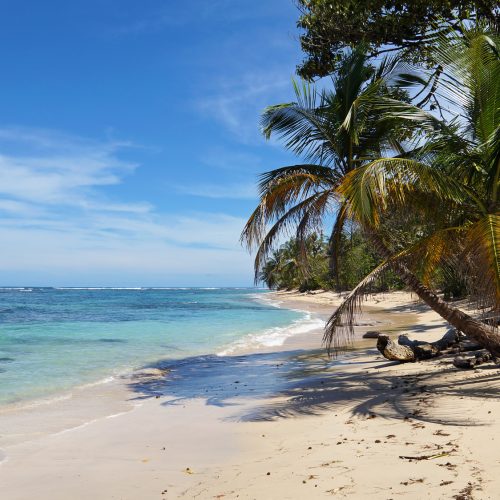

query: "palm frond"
(391, 226), (464, 286)
(464, 214), (500, 309)
(340, 79), (384, 145)
(243, 190), (333, 282)
(373, 97), (445, 132)
(323, 259), (391, 354)
(261, 84), (339, 165)
(338, 158), (480, 227)
(257, 164), (339, 198)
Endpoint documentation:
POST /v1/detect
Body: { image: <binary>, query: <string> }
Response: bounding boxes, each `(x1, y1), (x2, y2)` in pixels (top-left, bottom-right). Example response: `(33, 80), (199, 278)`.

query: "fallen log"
(398, 328), (458, 351)
(453, 350), (492, 369)
(377, 329), (460, 362)
(450, 342), (483, 353)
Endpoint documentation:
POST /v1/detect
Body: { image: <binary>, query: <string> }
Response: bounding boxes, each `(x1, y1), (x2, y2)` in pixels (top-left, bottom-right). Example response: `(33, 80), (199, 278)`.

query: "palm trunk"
(368, 231), (500, 357)
(328, 205), (347, 292)
(328, 233), (341, 291)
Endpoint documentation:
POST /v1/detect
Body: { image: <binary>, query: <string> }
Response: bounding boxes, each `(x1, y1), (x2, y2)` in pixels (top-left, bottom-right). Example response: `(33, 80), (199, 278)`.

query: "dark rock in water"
(363, 331), (382, 339)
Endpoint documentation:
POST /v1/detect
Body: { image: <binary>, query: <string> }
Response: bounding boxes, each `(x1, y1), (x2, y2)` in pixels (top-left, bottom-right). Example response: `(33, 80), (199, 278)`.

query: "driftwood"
(451, 342), (483, 352)
(377, 336), (415, 361)
(453, 351), (492, 369)
(377, 329), (460, 362)
(376, 325), (499, 369)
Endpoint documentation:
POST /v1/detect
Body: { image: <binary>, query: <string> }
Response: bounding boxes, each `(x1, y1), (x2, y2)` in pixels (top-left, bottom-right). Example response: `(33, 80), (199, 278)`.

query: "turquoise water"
(0, 287), (315, 405)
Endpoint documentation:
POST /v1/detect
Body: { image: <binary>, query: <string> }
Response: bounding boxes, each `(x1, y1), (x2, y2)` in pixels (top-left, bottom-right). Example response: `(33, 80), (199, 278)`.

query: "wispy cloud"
(175, 182), (257, 200)
(0, 127), (140, 209)
(196, 72), (291, 143)
(111, 1), (286, 36)
(0, 127), (252, 285)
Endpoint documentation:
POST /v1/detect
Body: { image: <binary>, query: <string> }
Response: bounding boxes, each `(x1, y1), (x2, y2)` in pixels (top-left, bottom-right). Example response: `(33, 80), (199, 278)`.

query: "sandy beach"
(1, 290), (500, 499)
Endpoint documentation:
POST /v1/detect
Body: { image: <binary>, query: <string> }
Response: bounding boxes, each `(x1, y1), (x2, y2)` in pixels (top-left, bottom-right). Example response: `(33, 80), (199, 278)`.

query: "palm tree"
(324, 23), (500, 354)
(259, 250), (282, 289)
(242, 48), (406, 289)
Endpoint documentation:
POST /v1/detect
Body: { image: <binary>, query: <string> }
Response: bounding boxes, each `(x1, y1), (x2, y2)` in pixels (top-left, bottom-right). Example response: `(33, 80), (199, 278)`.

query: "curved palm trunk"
(369, 232), (500, 357)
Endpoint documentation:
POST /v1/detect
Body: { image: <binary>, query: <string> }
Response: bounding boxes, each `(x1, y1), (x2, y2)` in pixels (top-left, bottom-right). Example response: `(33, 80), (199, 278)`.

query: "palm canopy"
(241, 48), (409, 283)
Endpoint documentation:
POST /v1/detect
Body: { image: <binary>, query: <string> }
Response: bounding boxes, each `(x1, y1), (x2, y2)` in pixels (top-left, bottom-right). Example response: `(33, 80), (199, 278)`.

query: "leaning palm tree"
(325, 23), (500, 354)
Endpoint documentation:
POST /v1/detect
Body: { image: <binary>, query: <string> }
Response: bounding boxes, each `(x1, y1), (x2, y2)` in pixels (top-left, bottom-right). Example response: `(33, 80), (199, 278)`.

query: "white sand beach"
(1, 291), (500, 499)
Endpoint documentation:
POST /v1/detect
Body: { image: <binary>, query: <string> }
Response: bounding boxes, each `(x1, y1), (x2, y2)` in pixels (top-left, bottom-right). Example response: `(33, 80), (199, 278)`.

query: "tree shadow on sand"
(127, 348), (500, 427)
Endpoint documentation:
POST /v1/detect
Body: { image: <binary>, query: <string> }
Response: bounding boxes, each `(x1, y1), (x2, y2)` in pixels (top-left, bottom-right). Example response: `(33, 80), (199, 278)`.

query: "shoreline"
(1, 290), (500, 499)
(0, 289), (328, 452)
(0, 287), (311, 432)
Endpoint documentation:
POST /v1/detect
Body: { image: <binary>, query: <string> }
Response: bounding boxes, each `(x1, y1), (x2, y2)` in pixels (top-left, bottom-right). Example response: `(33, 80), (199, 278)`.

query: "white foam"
(78, 376), (116, 389)
(249, 292), (284, 309)
(0, 287), (33, 291)
(217, 314), (325, 356)
(54, 408), (134, 437)
(0, 374), (122, 413)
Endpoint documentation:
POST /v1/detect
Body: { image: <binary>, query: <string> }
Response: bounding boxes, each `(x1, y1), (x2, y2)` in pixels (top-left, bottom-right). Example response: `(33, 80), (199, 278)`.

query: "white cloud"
(0, 199), (42, 216)
(0, 127), (138, 208)
(0, 210), (253, 287)
(0, 127), (253, 285)
(112, 1), (286, 36)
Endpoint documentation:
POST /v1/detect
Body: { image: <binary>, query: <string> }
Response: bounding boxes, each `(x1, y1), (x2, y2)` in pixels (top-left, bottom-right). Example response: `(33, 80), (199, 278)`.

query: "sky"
(0, 0), (305, 286)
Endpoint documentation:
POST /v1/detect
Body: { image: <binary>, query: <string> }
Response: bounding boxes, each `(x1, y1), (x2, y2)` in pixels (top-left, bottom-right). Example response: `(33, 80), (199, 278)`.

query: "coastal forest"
(243, 2), (500, 356)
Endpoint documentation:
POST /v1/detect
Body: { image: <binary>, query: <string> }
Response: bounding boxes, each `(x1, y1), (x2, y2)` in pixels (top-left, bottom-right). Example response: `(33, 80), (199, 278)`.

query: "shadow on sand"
(127, 348), (500, 427)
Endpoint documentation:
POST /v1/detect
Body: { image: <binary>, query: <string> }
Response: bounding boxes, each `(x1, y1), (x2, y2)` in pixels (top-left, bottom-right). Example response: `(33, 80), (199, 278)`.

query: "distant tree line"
(259, 230), (402, 293)
(259, 228), (468, 298)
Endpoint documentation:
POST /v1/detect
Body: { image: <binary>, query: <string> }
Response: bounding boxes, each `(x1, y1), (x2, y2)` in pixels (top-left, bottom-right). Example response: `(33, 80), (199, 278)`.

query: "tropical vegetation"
(258, 230), (402, 293)
(242, 16), (500, 356)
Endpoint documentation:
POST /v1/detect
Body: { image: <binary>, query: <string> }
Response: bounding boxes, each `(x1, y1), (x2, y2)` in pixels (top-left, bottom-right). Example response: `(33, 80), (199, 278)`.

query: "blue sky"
(0, 0), (304, 286)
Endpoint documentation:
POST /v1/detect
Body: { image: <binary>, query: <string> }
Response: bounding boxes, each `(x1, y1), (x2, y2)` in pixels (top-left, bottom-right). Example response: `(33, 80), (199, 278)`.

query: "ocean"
(0, 287), (323, 406)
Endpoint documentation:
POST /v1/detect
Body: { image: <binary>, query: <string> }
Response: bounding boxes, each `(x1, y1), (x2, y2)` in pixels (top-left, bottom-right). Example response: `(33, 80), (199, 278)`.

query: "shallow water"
(0, 287), (316, 405)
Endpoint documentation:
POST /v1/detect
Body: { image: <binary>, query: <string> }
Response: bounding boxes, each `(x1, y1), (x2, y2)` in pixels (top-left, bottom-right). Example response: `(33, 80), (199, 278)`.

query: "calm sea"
(0, 287), (322, 405)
